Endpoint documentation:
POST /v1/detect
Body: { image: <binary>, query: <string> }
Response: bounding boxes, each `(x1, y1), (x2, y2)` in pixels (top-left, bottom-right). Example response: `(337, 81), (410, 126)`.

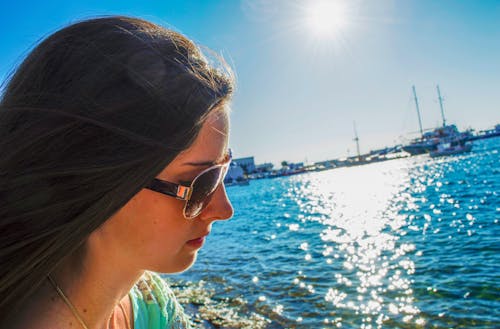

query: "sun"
(304, 0), (350, 39)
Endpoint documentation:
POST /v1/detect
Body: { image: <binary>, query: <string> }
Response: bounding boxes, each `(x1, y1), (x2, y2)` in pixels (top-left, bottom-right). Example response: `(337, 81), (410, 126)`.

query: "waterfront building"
(254, 162), (274, 173)
(232, 156), (255, 174)
(224, 163), (247, 185)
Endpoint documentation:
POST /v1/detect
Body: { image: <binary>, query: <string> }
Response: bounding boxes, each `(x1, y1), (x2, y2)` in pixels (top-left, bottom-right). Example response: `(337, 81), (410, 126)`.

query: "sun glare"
(305, 0), (350, 39)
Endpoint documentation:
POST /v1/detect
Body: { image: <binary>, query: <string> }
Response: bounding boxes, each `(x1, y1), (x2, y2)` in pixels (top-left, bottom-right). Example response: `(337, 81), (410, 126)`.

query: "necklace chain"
(46, 275), (132, 329)
(47, 275), (89, 329)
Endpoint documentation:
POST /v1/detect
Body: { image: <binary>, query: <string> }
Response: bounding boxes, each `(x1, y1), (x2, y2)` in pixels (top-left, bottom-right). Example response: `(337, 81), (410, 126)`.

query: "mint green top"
(129, 271), (191, 329)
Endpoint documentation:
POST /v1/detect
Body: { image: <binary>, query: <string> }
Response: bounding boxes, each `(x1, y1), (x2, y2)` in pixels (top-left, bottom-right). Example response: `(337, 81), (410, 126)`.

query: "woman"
(0, 16), (234, 328)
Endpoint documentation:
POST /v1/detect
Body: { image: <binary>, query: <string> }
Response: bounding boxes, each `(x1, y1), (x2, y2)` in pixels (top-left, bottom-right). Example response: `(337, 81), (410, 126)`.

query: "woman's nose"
(199, 183), (233, 221)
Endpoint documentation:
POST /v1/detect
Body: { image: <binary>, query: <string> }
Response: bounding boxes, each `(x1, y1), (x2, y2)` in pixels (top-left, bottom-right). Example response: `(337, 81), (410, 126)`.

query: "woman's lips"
(186, 235), (207, 248)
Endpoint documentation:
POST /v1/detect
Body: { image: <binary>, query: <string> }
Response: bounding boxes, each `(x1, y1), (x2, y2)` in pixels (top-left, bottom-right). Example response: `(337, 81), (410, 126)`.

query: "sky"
(1, 0), (499, 166)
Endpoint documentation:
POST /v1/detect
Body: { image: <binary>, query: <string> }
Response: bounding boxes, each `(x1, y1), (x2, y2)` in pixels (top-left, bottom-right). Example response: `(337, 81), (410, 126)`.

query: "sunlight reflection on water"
(284, 160), (423, 328)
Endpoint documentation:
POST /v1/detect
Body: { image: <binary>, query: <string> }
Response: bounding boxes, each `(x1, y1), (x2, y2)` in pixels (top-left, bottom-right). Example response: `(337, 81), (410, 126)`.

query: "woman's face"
(95, 109), (233, 273)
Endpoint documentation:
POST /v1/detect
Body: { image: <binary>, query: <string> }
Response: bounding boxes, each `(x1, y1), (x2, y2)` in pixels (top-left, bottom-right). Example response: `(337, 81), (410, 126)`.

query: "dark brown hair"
(0, 15), (233, 321)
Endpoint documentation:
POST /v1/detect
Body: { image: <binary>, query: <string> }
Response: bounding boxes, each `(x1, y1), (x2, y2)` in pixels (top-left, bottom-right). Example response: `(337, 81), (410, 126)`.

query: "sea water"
(170, 138), (499, 329)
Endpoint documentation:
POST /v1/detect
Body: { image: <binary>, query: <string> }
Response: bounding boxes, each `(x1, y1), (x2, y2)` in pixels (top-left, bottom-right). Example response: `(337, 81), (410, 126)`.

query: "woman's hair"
(0, 15), (233, 319)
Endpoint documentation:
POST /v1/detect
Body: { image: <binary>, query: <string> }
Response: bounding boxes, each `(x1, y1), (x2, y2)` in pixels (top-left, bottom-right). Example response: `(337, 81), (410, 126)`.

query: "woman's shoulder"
(130, 271), (191, 329)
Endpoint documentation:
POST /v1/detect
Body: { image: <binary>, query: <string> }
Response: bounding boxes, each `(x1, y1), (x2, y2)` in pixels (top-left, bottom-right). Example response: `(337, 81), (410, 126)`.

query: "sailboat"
(402, 85), (472, 156)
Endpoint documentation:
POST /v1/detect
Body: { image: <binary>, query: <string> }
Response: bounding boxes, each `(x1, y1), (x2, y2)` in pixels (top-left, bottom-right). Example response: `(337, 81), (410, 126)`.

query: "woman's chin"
(158, 253), (198, 274)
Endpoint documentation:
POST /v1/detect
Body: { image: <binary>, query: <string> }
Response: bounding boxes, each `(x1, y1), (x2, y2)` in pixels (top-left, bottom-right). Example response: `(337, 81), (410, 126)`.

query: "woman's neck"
(16, 237), (143, 329)
(50, 255), (142, 329)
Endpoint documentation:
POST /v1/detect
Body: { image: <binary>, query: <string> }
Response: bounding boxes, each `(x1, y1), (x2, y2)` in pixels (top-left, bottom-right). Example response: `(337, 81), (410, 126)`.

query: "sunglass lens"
(184, 166), (224, 219)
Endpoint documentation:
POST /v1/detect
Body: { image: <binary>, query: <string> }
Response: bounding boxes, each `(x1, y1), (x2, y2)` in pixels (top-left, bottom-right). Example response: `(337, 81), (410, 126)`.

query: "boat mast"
(436, 85), (447, 127)
(353, 121), (361, 161)
(412, 85), (424, 138)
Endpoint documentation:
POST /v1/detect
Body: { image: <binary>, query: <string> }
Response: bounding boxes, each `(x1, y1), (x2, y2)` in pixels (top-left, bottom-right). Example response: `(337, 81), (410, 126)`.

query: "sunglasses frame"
(145, 154), (232, 219)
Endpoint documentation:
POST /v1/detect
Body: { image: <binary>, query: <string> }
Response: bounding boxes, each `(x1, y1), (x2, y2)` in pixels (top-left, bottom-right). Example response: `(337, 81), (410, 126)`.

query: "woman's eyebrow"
(182, 151), (230, 167)
(182, 160), (217, 167)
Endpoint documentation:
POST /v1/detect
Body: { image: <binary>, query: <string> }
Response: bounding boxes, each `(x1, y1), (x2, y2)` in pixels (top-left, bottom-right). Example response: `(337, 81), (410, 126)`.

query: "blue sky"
(1, 0), (499, 166)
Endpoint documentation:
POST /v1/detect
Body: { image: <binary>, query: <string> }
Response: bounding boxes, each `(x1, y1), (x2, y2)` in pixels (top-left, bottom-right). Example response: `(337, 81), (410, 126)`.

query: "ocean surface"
(169, 138), (499, 329)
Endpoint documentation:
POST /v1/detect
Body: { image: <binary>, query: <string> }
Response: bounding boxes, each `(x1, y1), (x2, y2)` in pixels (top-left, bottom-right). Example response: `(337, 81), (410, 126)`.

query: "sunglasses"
(144, 153), (232, 219)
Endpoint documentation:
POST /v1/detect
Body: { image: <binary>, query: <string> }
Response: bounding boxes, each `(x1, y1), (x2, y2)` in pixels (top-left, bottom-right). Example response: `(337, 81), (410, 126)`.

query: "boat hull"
(430, 144), (472, 157)
(402, 143), (436, 155)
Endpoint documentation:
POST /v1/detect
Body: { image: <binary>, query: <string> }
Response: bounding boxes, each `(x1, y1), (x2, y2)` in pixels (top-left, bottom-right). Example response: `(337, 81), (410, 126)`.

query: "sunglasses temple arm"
(147, 179), (191, 200)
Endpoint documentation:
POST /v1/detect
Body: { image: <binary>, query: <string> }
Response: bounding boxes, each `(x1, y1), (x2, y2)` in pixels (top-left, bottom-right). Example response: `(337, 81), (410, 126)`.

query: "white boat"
(402, 86), (472, 155)
(225, 178), (249, 186)
(403, 124), (472, 155)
